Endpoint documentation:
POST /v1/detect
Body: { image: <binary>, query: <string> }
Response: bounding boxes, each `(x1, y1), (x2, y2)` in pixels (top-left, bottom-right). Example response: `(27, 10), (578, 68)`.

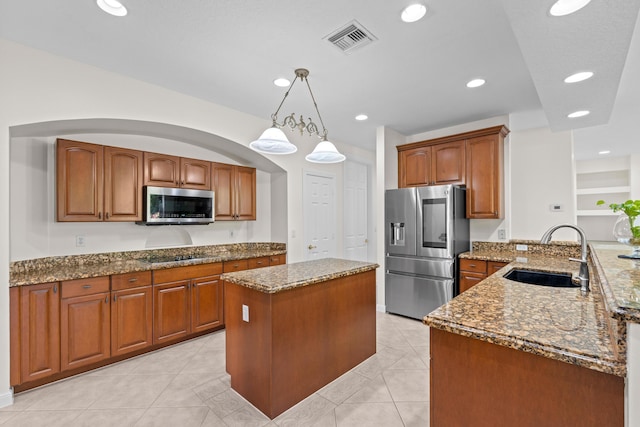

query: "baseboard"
(0, 389), (14, 409)
(376, 304), (386, 313)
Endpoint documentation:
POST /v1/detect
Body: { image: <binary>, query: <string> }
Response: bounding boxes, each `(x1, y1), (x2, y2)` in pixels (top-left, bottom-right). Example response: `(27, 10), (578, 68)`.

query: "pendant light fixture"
(250, 68), (345, 163)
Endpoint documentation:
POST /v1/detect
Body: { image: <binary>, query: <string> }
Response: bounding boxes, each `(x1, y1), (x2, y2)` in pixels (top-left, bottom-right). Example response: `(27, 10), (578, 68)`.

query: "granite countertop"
(221, 258), (379, 294)
(9, 243), (286, 287)
(590, 242), (640, 323)
(425, 241), (626, 377)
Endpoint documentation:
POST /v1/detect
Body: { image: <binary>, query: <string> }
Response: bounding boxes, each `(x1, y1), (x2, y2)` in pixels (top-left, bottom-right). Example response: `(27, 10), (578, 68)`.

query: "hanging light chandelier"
(250, 68), (346, 163)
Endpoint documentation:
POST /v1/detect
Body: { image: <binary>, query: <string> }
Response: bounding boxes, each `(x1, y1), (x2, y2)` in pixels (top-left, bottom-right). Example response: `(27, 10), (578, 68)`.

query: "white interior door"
(303, 171), (336, 260)
(344, 161), (368, 261)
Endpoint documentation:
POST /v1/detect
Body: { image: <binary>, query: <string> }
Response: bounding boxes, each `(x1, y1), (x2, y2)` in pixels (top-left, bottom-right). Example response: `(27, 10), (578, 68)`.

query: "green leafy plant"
(596, 199), (640, 240)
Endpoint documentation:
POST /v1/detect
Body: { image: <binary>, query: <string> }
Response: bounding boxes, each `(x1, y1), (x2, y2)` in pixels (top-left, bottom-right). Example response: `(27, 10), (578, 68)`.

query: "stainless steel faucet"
(540, 224), (590, 295)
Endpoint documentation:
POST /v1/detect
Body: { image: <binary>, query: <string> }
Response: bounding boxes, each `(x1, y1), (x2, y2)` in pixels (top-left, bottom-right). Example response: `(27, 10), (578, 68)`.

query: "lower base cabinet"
(111, 271), (153, 357)
(153, 263), (224, 344)
(60, 277), (111, 371)
(459, 258), (508, 293)
(10, 254), (284, 390)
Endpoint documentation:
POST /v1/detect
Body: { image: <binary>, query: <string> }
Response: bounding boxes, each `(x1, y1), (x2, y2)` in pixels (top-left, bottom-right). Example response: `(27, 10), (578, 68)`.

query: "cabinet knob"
(105, 212), (110, 220)
(98, 212), (102, 220)
(105, 296), (108, 304)
(83, 284), (92, 289)
(53, 284), (58, 293)
(128, 278), (138, 283)
(308, 244), (317, 250)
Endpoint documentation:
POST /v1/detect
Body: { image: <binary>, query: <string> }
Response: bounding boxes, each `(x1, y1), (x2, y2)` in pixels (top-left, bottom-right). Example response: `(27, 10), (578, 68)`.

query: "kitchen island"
(221, 258), (378, 419)
(425, 241), (625, 427)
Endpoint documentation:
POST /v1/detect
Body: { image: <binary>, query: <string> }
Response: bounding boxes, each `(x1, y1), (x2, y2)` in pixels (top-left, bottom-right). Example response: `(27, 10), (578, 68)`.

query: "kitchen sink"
(503, 269), (578, 288)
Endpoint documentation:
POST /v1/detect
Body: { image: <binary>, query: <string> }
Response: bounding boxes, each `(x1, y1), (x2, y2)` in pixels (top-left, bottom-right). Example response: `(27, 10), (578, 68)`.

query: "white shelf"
(577, 210), (619, 217)
(576, 186), (631, 195)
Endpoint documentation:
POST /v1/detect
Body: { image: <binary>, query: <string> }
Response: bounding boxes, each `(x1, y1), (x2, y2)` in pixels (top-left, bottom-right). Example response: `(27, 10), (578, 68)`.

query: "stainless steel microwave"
(137, 186), (215, 225)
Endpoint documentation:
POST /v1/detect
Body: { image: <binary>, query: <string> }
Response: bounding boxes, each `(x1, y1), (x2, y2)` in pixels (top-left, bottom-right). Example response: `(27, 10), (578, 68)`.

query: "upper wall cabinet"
(57, 139), (143, 222)
(397, 125), (509, 219)
(398, 140), (466, 187)
(143, 153), (211, 190)
(212, 163), (256, 221)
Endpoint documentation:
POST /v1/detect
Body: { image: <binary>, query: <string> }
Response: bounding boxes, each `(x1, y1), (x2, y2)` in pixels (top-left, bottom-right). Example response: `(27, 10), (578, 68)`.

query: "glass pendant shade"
(305, 139), (346, 163)
(249, 127), (297, 154)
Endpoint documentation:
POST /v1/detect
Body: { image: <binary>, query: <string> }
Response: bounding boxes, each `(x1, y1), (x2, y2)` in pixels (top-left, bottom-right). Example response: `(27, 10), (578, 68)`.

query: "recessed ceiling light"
(564, 71), (594, 83)
(568, 110), (590, 118)
(355, 114), (368, 121)
(549, 0), (591, 17)
(96, 0), (127, 17)
(273, 78), (290, 87)
(466, 79), (486, 88)
(401, 4), (427, 23)
(599, 150), (611, 155)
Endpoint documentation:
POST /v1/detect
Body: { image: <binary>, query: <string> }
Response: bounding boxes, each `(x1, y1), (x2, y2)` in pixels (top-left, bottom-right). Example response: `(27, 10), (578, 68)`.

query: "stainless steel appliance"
(385, 185), (469, 320)
(137, 186), (215, 225)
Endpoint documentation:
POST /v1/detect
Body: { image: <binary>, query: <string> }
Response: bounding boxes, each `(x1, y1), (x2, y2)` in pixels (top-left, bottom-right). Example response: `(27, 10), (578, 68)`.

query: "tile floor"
(0, 312), (430, 426)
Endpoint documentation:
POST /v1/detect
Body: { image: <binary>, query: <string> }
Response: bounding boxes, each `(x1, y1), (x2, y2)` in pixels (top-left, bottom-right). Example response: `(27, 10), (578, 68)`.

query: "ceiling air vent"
(325, 20), (377, 54)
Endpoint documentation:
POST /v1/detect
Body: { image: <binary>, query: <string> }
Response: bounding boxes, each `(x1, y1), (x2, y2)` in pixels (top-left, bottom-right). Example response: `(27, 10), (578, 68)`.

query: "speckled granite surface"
(426, 241), (626, 377)
(9, 243), (286, 287)
(590, 242), (640, 323)
(221, 258), (379, 294)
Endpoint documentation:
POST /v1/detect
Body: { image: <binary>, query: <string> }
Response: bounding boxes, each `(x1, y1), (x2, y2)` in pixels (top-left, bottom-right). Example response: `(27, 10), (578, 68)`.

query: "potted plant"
(596, 199), (640, 259)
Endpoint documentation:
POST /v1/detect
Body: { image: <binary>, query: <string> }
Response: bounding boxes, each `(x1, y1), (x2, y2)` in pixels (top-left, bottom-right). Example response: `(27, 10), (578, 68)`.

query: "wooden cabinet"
(459, 258), (509, 293)
(269, 254), (286, 266)
(56, 139), (143, 222)
(111, 271), (153, 357)
(144, 153), (211, 190)
(397, 125), (509, 218)
(223, 259), (250, 272)
(16, 282), (60, 384)
(466, 131), (506, 219)
(191, 274), (224, 333)
(153, 263), (224, 344)
(398, 141), (465, 187)
(212, 163), (256, 221)
(248, 256), (269, 269)
(60, 277), (111, 371)
(56, 139), (103, 222)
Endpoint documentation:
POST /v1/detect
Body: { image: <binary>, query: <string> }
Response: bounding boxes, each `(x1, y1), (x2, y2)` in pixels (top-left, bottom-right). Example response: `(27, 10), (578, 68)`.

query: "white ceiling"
(1, 0), (639, 160)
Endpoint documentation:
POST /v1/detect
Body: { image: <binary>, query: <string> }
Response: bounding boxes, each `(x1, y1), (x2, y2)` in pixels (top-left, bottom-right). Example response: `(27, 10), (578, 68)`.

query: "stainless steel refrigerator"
(385, 185), (469, 320)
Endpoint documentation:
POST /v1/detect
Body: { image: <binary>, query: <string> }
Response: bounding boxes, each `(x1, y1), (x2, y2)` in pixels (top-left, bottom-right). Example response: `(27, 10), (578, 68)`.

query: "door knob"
(308, 244), (317, 250)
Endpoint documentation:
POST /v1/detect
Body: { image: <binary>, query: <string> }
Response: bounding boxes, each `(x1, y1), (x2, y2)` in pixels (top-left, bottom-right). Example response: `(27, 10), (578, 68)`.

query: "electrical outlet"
(498, 229), (506, 240)
(242, 304), (249, 322)
(516, 244), (528, 251)
(75, 235), (86, 247)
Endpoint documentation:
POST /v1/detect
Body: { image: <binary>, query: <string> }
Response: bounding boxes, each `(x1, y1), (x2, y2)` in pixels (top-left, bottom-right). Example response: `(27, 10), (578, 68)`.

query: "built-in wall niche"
(575, 156), (631, 241)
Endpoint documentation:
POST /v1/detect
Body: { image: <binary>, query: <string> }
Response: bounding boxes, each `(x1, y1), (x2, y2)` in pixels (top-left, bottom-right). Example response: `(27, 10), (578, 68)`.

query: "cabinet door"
(20, 283), (60, 383)
(104, 146), (143, 221)
(432, 141), (466, 185)
(111, 286), (153, 357)
(235, 166), (257, 220)
(180, 158), (211, 190)
(399, 147), (431, 187)
(60, 292), (111, 371)
(144, 152), (180, 187)
(459, 272), (486, 293)
(466, 134), (503, 219)
(191, 275), (223, 333)
(56, 139), (104, 221)
(211, 162), (235, 220)
(153, 280), (191, 344)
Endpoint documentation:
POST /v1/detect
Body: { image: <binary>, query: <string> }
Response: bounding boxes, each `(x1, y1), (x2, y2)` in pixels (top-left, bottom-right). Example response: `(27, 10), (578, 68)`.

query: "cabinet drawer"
(223, 259), (250, 273)
(488, 261), (509, 275)
(61, 276), (110, 298)
(111, 271), (152, 291)
(459, 259), (487, 274)
(269, 255), (286, 266)
(153, 263), (223, 283)
(248, 257), (269, 270)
